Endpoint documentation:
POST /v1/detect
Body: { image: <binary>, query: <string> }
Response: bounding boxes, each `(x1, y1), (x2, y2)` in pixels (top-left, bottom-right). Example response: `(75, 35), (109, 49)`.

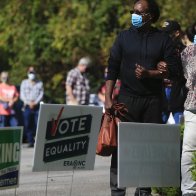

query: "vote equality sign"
(0, 127), (23, 190)
(33, 104), (103, 171)
(118, 122), (181, 188)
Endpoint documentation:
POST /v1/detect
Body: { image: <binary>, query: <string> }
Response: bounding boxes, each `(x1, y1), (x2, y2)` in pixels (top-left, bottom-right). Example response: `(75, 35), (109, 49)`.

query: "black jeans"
(110, 94), (162, 196)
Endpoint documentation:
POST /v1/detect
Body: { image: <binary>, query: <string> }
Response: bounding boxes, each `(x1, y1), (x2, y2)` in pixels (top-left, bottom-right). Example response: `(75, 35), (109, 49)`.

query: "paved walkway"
(0, 145), (136, 196)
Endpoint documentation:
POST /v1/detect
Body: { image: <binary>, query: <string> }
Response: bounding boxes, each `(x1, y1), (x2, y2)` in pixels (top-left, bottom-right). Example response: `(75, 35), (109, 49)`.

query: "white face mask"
(1, 77), (8, 83)
(28, 73), (36, 80)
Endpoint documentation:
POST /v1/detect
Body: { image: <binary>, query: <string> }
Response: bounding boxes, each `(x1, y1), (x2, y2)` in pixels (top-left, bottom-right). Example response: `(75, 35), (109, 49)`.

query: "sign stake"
(45, 170), (49, 196)
(69, 170), (74, 196)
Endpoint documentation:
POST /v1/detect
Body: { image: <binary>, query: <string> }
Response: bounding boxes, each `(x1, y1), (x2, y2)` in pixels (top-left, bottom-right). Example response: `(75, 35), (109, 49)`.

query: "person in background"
(105, 0), (180, 195)
(161, 20), (187, 124)
(97, 67), (121, 108)
(20, 66), (44, 147)
(181, 23), (196, 196)
(0, 71), (19, 127)
(182, 22), (196, 47)
(65, 57), (91, 105)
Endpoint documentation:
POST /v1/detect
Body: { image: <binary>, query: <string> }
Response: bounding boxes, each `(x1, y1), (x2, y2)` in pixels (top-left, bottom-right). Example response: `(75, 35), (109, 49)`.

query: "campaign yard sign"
(0, 127), (23, 190)
(118, 122), (180, 188)
(33, 104), (102, 172)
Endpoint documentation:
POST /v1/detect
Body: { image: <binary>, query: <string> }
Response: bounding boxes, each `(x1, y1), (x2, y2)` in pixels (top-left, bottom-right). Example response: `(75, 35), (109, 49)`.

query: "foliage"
(0, 0), (195, 103)
(153, 187), (181, 196)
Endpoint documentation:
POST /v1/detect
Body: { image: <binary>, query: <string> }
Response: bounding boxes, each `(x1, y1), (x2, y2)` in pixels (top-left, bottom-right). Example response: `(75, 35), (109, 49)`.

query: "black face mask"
(173, 39), (186, 55)
(169, 32), (185, 54)
(169, 32), (178, 41)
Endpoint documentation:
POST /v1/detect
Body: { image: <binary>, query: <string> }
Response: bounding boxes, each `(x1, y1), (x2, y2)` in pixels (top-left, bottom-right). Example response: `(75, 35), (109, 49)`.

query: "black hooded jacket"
(107, 26), (180, 97)
(162, 38), (187, 112)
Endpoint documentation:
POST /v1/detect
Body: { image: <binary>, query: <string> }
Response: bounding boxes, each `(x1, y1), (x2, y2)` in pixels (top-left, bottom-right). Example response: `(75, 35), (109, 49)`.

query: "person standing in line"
(20, 66), (44, 147)
(105, 0), (180, 195)
(65, 57), (91, 105)
(97, 67), (121, 108)
(0, 71), (19, 127)
(161, 20), (187, 124)
(181, 23), (196, 196)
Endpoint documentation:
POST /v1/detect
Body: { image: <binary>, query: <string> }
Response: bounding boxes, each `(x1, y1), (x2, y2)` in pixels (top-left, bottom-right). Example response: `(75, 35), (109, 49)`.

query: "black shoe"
(135, 193), (152, 196)
(134, 188), (152, 196)
(27, 143), (34, 148)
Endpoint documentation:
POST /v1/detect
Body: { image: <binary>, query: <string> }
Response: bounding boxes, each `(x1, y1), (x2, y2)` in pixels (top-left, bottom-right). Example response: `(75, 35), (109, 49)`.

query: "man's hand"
(135, 64), (148, 79)
(157, 61), (168, 78)
(29, 101), (36, 109)
(8, 100), (14, 108)
(163, 79), (173, 87)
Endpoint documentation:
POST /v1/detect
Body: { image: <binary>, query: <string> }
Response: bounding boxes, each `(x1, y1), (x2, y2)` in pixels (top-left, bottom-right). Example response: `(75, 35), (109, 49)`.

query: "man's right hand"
(29, 101), (36, 109)
(164, 79), (173, 87)
(157, 61), (168, 78)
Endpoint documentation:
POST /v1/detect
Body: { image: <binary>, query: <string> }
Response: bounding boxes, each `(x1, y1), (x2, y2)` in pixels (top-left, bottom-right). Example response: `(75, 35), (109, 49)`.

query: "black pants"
(110, 94), (162, 196)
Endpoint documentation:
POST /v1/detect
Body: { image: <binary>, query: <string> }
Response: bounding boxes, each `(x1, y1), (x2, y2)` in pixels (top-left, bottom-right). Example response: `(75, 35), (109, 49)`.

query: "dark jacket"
(107, 26), (180, 97)
(162, 40), (187, 112)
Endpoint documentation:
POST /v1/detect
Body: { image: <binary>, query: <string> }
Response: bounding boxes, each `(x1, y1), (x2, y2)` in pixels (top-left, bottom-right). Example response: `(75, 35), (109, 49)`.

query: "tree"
(0, 0), (195, 103)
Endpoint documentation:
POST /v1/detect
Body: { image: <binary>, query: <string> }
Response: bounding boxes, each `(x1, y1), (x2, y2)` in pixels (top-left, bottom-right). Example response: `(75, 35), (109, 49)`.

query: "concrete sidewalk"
(0, 145), (136, 196)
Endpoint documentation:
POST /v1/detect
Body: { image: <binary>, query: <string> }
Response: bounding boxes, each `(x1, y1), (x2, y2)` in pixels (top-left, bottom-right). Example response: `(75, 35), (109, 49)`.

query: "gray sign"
(118, 122), (180, 187)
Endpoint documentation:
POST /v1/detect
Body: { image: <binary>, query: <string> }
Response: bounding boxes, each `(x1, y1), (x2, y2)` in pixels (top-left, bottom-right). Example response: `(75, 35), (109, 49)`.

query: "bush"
(152, 187), (181, 196)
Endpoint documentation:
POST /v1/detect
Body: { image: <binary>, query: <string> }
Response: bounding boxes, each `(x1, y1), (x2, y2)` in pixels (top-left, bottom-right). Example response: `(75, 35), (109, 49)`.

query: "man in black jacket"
(105, 0), (180, 196)
(161, 20), (187, 124)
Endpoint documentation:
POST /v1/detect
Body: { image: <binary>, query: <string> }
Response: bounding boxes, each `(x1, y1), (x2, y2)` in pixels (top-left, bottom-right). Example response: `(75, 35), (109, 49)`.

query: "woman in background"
(181, 23), (196, 196)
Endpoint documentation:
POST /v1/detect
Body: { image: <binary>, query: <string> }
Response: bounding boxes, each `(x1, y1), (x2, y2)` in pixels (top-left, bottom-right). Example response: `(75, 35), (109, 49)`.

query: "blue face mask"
(131, 13), (143, 28)
(194, 35), (196, 44)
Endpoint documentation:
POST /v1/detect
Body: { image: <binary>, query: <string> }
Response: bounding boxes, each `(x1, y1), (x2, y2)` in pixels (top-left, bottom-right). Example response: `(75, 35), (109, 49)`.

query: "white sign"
(118, 122), (180, 187)
(33, 104), (102, 171)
